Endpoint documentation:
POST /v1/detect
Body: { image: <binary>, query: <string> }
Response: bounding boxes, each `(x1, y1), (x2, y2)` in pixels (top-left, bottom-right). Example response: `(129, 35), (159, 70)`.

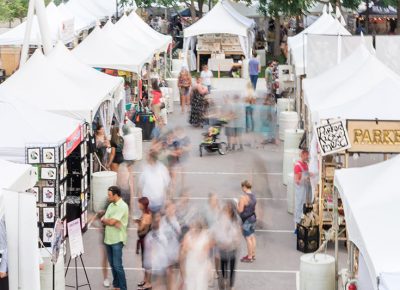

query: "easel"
(65, 253), (91, 289)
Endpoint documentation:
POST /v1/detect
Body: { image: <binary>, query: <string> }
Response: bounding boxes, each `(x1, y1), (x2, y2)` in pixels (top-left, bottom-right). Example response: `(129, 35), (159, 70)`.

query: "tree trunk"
(397, 0), (400, 34)
(365, 0), (369, 34)
(190, 0), (197, 21)
(198, 0), (204, 17)
(273, 15), (281, 57)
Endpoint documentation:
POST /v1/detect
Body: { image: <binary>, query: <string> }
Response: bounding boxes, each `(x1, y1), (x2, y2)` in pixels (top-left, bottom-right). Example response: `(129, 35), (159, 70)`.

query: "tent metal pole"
(20, 0), (35, 66)
(334, 185), (339, 290)
(35, 0), (53, 55)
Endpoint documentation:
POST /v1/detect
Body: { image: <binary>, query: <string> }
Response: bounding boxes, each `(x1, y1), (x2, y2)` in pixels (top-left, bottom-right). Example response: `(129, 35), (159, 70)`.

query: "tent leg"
(20, 0), (35, 66)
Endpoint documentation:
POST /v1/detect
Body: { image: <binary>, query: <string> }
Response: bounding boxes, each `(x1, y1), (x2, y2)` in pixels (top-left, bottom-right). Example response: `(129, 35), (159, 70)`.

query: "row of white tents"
(0, 3), (172, 288)
(287, 6), (400, 290)
(0, 0), (136, 46)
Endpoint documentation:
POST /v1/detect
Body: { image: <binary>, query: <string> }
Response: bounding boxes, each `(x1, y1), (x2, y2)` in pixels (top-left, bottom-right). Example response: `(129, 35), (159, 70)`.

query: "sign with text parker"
(315, 119), (351, 156)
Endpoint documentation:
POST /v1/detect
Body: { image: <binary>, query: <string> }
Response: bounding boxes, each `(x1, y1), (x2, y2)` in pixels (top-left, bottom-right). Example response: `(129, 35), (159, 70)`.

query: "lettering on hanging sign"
(315, 119), (351, 156)
(347, 120), (400, 153)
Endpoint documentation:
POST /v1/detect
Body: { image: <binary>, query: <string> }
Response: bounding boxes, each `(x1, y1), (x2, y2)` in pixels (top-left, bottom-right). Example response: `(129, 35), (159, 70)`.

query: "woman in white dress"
(181, 219), (213, 290)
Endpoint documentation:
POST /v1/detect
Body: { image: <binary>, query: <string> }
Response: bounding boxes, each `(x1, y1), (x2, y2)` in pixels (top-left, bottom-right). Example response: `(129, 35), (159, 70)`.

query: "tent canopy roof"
(303, 44), (400, 121)
(288, 12), (350, 74)
(0, 98), (81, 163)
(0, 159), (36, 192)
(0, 43), (123, 121)
(127, 12), (172, 52)
(228, 0), (261, 18)
(184, 0), (255, 37)
(73, 25), (153, 73)
(335, 155), (400, 290)
(0, 2), (75, 45)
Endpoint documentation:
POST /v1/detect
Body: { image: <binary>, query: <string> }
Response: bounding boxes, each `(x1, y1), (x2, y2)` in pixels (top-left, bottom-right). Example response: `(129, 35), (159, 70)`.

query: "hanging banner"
(347, 120), (400, 153)
(66, 125), (82, 157)
(315, 119), (351, 156)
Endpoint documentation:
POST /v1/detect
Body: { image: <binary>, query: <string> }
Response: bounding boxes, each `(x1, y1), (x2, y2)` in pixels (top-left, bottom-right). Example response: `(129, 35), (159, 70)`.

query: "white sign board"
(315, 119), (351, 156)
(67, 219), (84, 259)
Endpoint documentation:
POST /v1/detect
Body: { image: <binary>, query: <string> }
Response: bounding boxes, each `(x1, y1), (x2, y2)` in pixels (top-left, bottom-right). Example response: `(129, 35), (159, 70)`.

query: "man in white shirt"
(200, 64), (213, 93)
(139, 150), (170, 213)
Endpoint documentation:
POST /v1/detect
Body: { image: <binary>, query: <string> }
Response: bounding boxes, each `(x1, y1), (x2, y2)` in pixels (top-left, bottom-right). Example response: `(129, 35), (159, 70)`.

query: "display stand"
(65, 254), (91, 290)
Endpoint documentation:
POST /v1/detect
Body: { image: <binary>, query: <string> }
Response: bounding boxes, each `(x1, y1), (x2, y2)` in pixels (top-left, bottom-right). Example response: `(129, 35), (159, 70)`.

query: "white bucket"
(92, 171), (117, 212)
(287, 172), (294, 214)
(300, 254), (335, 290)
(284, 129), (304, 151)
(279, 111), (298, 140)
(132, 127), (143, 161)
(277, 98), (295, 121)
(282, 148), (300, 185)
(166, 78), (179, 102)
(40, 249), (65, 290)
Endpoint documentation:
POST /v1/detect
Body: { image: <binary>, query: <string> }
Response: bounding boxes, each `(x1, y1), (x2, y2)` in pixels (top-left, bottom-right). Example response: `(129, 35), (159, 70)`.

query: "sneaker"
(240, 256), (253, 263)
(103, 278), (110, 287)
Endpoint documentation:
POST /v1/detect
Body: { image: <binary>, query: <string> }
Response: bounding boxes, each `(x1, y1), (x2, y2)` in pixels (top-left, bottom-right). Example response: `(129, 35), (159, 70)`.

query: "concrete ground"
(66, 94), (347, 290)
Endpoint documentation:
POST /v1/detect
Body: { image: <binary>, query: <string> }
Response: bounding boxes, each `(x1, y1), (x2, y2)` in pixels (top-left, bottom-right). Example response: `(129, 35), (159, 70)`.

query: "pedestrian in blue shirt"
(248, 52), (260, 90)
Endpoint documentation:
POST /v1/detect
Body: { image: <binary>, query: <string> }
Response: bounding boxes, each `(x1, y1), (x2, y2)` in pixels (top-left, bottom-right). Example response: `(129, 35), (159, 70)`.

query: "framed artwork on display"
(27, 148), (41, 164)
(43, 207), (55, 223)
(63, 143), (67, 159)
(84, 176), (88, 191)
(59, 183), (66, 201)
(63, 201), (67, 218)
(42, 187), (55, 203)
(45, 180), (55, 187)
(59, 145), (64, 162)
(63, 220), (67, 238)
(59, 162), (64, 180)
(81, 160), (86, 175)
(41, 167), (57, 180)
(30, 186), (40, 202)
(42, 148), (56, 164)
(63, 162), (68, 178)
(43, 227), (54, 244)
(36, 208), (40, 222)
(81, 212), (86, 229)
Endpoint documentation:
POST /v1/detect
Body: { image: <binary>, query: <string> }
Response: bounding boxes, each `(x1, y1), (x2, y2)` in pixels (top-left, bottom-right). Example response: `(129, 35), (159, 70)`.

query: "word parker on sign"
(353, 129), (400, 145)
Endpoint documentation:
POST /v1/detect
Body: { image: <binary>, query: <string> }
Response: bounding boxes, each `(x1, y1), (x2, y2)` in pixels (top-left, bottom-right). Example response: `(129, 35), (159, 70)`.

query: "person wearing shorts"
(237, 180), (257, 263)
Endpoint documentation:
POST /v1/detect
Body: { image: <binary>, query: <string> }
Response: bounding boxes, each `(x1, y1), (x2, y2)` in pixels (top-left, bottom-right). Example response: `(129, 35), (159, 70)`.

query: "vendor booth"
(287, 8), (350, 76)
(335, 155), (400, 290)
(0, 159), (40, 290)
(183, 0), (255, 72)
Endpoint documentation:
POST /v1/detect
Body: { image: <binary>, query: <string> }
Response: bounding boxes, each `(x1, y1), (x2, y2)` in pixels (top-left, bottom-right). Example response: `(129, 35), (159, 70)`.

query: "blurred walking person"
(178, 67), (192, 113)
(102, 186), (129, 290)
(213, 201), (241, 290)
(181, 218), (213, 290)
(136, 197), (152, 289)
(237, 180), (257, 263)
(248, 51), (260, 90)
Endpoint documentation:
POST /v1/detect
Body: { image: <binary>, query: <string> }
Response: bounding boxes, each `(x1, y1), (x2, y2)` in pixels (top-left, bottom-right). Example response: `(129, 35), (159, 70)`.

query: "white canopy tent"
(183, 0), (255, 68)
(0, 44), (124, 122)
(58, 2), (96, 34)
(73, 25), (153, 74)
(126, 12), (173, 52)
(288, 9), (350, 75)
(303, 44), (400, 122)
(0, 99), (81, 163)
(335, 155), (400, 290)
(0, 2), (75, 45)
(0, 159), (39, 290)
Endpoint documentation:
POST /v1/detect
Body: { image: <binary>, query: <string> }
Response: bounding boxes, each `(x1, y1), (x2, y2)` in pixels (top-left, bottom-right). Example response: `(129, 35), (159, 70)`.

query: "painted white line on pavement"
(132, 171), (283, 176)
(67, 266), (298, 274)
(87, 227), (293, 233)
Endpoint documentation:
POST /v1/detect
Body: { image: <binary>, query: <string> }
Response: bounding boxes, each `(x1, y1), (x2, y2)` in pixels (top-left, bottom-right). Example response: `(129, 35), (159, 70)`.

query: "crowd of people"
(98, 141), (258, 290)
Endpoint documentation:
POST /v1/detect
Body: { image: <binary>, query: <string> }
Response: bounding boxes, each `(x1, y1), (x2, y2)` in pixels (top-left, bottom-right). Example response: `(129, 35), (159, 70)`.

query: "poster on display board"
(67, 219), (84, 259)
(51, 219), (64, 264)
(315, 119), (351, 156)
